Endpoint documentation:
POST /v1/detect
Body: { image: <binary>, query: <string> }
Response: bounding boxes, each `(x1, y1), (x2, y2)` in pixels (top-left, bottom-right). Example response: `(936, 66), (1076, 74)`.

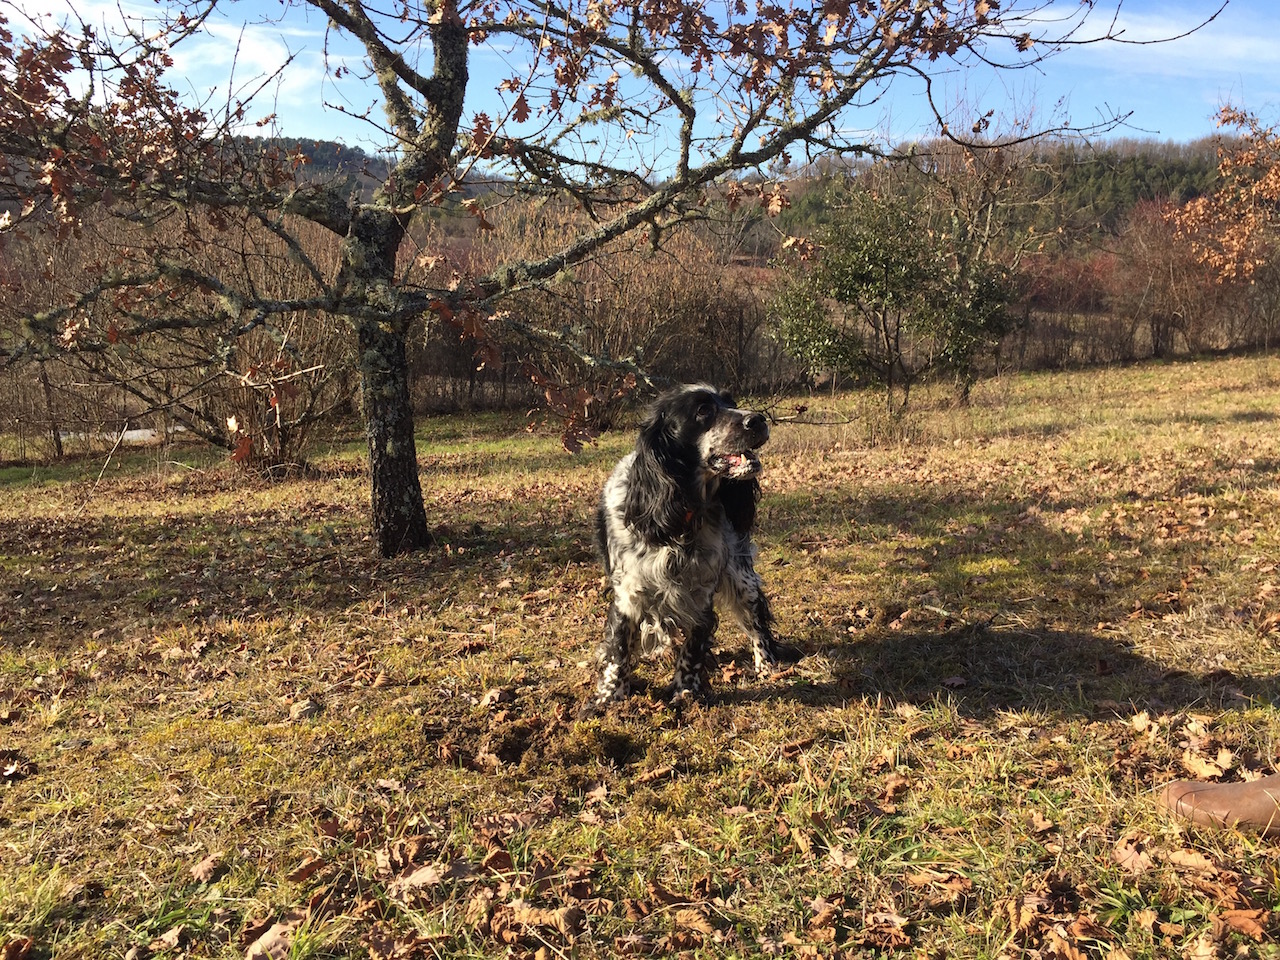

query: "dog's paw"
(668, 684), (714, 719)
(755, 641), (803, 675)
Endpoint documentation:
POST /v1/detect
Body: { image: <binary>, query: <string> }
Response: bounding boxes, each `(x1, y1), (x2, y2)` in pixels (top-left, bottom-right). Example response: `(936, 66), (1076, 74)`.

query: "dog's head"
(624, 384), (769, 543)
(651, 384), (769, 479)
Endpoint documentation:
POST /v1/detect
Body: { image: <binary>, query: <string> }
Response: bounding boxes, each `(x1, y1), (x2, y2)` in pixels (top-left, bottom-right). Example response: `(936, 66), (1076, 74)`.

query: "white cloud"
(1074, 3), (1280, 80)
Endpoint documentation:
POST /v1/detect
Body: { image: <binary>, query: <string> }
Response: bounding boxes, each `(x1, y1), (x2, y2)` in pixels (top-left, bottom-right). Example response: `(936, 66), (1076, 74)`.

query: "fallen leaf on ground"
(245, 921), (296, 960)
(1113, 832), (1154, 876)
(150, 925), (186, 951)
(363, 924), (446, 958)
(1214, 908), (1268, 940)
(473, 811), (538, 847)
(1181, 749), (1224, 779)
(1045, 929), (1088, 960)
(781, 738), (814, 758)
(882, 772), (910, 801)
(1132, 908), (1158, 933)
(480, 686), (514, 708)
(190, 851), (226, 883)
(285, 856), (325, 883)
(1166, 849), (1216, 874)
(1184, 932), (1217, 960)
(1030, 810), (1056, 834)
(289, 698), (321, 721)
(674, 906), (715, 935)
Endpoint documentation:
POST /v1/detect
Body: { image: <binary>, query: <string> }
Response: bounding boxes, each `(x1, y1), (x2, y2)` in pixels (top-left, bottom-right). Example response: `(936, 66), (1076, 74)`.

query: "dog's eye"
(696, 402), (716, 422)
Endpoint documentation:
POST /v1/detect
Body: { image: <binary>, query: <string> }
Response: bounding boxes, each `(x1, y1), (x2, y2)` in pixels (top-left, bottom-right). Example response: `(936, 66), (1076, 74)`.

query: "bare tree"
(0, 0), (1223, 555)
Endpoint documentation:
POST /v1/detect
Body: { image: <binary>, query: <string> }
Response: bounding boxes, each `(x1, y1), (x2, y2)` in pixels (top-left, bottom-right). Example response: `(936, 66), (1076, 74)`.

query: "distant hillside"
(1023, 138), (1222, 235)
(234, 136), (389, 177)
(777, 137), (1224, 241)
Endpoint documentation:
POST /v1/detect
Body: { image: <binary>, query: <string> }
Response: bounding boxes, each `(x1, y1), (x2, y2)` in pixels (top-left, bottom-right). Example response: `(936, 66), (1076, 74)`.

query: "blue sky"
(955, 0), (1280, 144)
(18, 0), (1280, 151)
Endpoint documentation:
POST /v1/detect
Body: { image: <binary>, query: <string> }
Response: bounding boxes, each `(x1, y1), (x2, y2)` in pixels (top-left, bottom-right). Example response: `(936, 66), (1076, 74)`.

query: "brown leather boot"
(1157, 773), (1280, 836)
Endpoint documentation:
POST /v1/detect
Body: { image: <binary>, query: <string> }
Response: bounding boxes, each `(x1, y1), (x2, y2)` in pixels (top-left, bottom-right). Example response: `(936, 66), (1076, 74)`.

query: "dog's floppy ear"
(719, 476), (760, 536)
(624, 408), (697, 544)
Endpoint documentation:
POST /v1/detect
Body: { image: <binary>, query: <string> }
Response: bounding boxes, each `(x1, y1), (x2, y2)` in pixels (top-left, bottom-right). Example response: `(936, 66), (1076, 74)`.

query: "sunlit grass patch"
(4, 354), (1280, 957)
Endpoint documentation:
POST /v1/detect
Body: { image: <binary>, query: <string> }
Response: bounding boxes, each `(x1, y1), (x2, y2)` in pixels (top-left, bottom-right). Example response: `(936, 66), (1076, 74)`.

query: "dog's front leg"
(720, 569), (801, 675)
(744, 589), (793, 675)
(590, 602), (638, 709)
(671, 607), (717, 703)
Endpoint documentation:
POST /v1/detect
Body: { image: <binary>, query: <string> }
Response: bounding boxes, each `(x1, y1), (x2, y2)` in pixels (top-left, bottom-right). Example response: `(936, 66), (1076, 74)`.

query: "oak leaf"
(1113, 832), (1153, 876)
(1181, 748), (1224, 780)
(1215, 908), (1268, 940)
(190, 851), (226, 883)
(244, 921), (295, 960)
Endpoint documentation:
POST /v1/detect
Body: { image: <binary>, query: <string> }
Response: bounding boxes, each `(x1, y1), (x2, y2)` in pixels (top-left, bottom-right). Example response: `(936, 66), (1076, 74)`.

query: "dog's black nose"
(744, 413), (765, 432)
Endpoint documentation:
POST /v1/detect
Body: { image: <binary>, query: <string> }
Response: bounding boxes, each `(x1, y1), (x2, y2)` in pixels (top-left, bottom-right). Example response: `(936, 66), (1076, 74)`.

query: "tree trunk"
(342, 5), (466, 557)
(359, 318), (432, 557)
(38, 363), (64, 460)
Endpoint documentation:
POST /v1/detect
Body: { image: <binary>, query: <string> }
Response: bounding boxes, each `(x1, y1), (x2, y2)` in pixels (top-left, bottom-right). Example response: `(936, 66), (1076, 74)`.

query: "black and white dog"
(588, 384), (797, 710)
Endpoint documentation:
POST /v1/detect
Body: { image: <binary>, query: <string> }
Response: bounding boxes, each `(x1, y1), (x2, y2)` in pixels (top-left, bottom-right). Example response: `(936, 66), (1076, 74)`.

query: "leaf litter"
(4, 358), (1280, 955)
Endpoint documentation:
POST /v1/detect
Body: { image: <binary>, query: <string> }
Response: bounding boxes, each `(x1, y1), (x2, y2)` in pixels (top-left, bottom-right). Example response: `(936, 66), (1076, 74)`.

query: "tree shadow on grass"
(0, 504), (599, 651)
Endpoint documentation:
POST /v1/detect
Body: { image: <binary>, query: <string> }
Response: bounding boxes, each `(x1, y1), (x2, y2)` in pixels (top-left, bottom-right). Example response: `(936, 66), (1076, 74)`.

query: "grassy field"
(3, 355), (1280, 959)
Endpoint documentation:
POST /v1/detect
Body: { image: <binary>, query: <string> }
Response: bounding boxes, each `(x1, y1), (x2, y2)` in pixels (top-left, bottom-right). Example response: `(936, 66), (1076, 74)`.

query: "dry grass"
(3, 356), (1280, 959)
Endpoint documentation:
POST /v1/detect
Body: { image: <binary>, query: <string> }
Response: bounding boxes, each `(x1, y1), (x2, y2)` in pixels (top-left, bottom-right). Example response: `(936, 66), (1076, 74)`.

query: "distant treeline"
(236, 135), (385, 176)
(779, 137), (1224, 241)
(1023, 138), (1222, 235)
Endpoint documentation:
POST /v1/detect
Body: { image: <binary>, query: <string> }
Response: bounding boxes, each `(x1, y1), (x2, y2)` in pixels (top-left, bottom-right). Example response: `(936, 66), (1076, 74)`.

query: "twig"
(74, 423), (130, 517)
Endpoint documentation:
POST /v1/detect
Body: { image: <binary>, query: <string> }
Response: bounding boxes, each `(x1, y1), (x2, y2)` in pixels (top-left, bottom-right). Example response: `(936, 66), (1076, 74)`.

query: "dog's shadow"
(711, 622), (1275, 721)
